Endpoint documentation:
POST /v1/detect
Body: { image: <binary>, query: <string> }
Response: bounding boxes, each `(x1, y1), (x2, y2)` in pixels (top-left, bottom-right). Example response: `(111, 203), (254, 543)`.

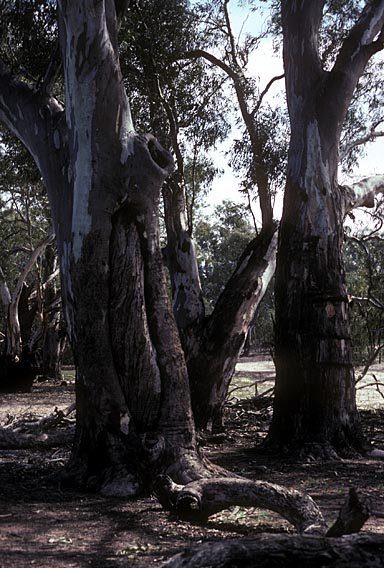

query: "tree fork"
(187, 222), (278, 431)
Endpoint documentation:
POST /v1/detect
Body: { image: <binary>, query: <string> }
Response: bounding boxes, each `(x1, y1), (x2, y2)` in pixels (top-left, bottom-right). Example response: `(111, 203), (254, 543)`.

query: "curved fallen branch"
(154, 475), (327, 534)
(154, 477), (369, 537)
(161, 533), (384, 567)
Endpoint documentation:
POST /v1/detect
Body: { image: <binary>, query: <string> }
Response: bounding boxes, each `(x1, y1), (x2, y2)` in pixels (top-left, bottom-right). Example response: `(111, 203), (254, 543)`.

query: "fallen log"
(0, 427), (74, 448)
(0, 404), (75, 448)
(161, 533), (384, 567)
(154, 477), (369, 536)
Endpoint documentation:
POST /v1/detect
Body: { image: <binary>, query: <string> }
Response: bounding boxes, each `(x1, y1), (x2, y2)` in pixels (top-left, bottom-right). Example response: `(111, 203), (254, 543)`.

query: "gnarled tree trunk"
(1, 1), (209, 492)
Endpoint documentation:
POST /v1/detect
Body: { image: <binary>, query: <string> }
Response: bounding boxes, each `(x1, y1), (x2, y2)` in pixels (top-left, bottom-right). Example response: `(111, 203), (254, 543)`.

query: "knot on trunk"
(141, 432), (165, 462)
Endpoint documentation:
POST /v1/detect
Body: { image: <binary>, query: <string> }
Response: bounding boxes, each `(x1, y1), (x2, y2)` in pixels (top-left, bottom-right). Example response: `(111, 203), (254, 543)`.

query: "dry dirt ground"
(0, 358), (383, 567)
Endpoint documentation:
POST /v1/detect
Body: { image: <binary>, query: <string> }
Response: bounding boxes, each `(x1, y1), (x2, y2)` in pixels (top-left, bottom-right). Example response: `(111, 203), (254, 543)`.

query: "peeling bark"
(53, 2), (219, 493)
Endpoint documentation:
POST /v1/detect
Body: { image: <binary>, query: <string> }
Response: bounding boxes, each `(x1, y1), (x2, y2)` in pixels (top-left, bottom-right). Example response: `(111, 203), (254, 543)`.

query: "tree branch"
(177, 49), (241, 84)
(154, 475), (327, 534)
(340, 175), (384, 216)
(340, 128), (384, 162)
(251, 73), (285, 117)
(155, 477), (370, 539)
(329, 2), (384, 107)
(0, 58), (63, 154)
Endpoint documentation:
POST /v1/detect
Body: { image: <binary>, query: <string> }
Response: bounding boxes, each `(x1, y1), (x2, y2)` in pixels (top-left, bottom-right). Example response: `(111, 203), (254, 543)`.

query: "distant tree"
(0, 129), (64, 387)
(195, 201), (256, 309)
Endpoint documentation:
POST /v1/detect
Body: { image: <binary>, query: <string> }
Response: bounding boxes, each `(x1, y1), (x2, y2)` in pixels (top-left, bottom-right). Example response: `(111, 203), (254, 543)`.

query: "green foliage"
(0, 0), (58, 83)
(340, 56), (384, 173)
(119, 0), (232, 229)
(194, 200), (256, 309)
(265, 0), (384, 174)
(229, 106), (289, 202)
(120, 0), (231, 147)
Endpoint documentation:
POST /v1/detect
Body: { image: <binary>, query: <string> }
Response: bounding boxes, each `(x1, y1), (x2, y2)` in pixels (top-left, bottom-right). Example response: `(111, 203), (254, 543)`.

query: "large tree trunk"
(269, 133), (361, 453)
(53, 2), (211, 493)
(0, 1), (209, 492)
(267, 1), (384, 455)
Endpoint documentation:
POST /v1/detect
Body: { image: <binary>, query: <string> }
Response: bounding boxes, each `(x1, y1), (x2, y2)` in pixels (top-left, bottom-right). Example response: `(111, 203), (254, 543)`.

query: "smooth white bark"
(342, 174), (384, 216)
(0, 267), (11, 307)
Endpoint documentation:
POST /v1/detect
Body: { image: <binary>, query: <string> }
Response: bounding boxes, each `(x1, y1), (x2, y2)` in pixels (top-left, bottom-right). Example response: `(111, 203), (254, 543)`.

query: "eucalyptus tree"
(0, 2), (321, 524)
(0, 0), (203, 491)
(0, 0), (270, 495)
(267, 0), (384, 456)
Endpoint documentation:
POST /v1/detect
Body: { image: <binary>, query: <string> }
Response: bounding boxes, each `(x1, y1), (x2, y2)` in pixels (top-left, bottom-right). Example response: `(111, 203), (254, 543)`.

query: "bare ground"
(0, 359), (383, 567)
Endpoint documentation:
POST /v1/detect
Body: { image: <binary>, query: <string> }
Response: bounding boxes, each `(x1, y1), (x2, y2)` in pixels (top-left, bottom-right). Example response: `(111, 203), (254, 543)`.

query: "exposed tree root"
(261, 438), (363, 461)
(161, 533), (384, 567)
(154, 475), (327, 534)
(162, 452), (235, 487)
(154, 476), (370, 537)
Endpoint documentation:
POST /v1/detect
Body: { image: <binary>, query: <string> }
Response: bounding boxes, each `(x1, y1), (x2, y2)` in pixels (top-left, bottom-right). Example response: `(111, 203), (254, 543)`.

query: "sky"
(204, 2), (384, 222)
